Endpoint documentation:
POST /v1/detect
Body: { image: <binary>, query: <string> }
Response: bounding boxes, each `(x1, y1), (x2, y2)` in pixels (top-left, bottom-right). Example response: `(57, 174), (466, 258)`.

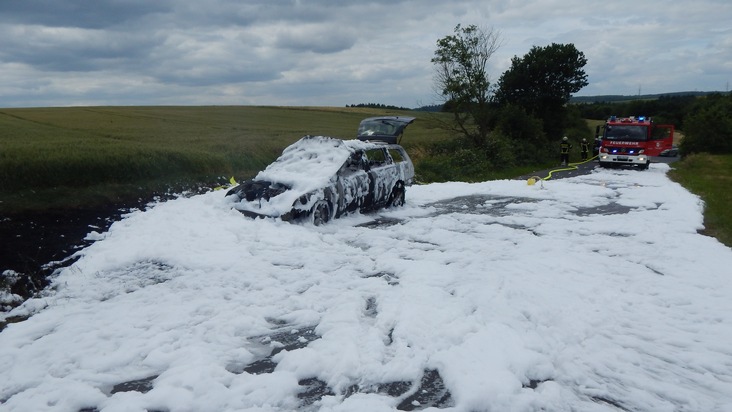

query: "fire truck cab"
(597, 116), (674, 170)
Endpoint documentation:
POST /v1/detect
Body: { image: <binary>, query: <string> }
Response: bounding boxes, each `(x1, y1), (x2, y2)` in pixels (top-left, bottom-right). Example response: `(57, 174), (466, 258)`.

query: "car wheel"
(310, 200), (331, 226)
(388, 183), (405, 207)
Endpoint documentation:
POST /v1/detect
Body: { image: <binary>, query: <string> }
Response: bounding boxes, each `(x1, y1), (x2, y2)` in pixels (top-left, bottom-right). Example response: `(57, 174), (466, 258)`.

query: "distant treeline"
(570, 91), (727, 104)
(354, 91), (730, 113)
(346, 103), (412, 111)
(572, 91), (729, 128)
(348, 103), (445, 112)
(573, 94), (700, 127)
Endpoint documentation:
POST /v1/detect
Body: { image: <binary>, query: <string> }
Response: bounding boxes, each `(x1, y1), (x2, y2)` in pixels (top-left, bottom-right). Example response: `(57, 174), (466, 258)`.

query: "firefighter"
(560, 136), (572, 166)
(580, 138), (590, 161)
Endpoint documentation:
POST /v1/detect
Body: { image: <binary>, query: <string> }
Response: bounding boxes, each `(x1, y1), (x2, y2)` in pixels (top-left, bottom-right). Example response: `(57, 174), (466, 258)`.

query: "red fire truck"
(596, 116), (674, 169)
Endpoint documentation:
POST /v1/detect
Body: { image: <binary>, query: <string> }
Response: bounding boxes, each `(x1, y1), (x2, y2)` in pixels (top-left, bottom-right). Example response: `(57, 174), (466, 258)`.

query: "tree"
(495, 43), (588, 140)
(680, 93), (732, 155)
(431, 24), (501, 147)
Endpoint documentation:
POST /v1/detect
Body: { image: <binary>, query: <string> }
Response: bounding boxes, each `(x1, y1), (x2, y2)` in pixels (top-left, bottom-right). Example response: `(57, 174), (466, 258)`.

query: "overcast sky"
(1, 0), (730, 108)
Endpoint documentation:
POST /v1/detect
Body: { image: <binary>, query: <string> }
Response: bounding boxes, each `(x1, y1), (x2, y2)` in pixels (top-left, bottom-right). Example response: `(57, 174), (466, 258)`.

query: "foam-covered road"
(2, 163), (730, 412)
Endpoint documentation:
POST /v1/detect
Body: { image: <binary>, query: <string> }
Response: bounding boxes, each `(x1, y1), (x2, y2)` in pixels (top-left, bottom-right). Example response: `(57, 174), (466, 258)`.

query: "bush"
(415, 137), (497, 182)
(484, 132), (517, 168)
(489, 105), (545, 165)
(680, 94), (732, 155)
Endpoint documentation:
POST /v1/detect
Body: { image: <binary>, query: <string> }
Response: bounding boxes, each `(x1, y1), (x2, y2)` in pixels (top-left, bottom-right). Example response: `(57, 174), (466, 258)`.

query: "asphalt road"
(517, 155), (679, 182)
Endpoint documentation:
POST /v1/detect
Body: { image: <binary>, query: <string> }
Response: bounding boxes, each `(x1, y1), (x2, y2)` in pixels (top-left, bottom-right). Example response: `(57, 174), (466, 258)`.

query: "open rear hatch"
(356, 116), (415, 144)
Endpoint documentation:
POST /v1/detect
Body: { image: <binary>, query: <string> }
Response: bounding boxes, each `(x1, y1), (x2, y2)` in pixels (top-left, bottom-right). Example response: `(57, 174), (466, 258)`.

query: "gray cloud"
(274, 25), (357, 54)
(0, 0), (730, 108)
(0, 0), (171, 29)
(0, 25), (158, 72)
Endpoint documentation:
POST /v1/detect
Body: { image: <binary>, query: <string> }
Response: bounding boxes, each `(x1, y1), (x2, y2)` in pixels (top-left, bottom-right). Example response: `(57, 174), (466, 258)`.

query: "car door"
(335, 151), (371, 214)
(388, 146), (414, 185)
(363, 147), (394, 206)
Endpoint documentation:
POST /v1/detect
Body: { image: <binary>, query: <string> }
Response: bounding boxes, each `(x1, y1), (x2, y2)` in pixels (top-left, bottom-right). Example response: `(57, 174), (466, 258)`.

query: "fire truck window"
(651, 127), (669, 140)
(605, 125), (648, 141)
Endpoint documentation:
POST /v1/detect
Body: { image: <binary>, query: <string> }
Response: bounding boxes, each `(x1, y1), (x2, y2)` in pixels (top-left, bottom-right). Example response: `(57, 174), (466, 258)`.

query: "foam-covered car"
(226, 116), (415, 225)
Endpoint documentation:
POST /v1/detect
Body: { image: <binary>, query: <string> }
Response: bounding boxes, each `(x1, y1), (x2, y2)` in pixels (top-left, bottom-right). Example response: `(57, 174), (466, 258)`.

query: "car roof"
(255, 135), (373, 192)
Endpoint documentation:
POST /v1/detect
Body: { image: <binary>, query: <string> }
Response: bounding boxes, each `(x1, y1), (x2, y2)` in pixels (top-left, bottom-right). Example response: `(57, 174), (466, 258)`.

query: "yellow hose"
(527, 155), (598, 184)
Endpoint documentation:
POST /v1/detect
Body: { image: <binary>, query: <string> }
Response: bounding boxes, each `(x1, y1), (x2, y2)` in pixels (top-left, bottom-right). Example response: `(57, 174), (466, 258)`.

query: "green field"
(0, 106), (451, 213)
(668, 154), (732, 247)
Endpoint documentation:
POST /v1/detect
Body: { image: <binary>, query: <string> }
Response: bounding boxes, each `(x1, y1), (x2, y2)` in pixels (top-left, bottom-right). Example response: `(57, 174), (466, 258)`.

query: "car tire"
(387, 183), (405, 207)
(310, 200), (331, 226)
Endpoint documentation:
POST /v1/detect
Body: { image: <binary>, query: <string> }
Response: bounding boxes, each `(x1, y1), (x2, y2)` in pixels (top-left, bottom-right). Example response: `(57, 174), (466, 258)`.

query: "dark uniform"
(560, 138), (572, 166)
(580, 139), (590, 161)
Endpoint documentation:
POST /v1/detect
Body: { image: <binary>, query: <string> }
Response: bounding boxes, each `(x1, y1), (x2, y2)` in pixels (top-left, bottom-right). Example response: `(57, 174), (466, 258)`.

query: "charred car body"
(226, 117), (415, 225)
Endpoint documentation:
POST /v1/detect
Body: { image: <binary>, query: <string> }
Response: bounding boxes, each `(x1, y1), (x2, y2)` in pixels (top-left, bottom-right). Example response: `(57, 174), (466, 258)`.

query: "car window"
(388, 149), (405, 163)
(343, 150), (367, 171)
(358, 120), (395, 136)
(364, 148), (390, 167)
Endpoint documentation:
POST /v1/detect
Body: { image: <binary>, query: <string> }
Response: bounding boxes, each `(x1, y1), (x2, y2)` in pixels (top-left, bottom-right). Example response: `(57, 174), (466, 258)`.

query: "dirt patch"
(1, 205), (129, 311)
(674, 130), (684, 145)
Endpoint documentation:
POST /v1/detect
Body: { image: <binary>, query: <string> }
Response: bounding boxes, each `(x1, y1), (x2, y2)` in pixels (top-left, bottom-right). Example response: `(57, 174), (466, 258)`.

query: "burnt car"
(226, 117), (415, 225)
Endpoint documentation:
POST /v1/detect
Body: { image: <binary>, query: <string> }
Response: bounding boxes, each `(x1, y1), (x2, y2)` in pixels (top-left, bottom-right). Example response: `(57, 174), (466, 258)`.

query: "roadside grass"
(668, 153), (732, 247)
(1, 106), (451, 213)
(585, 119), (604, 136)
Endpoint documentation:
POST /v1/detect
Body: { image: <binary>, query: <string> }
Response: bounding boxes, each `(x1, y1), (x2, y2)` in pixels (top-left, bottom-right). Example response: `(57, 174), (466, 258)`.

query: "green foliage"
(416, 137), (495, 182)
(484, 132), (517, 168)
(495, 43), (588, 106)
(415, 129), (529, 183)
(431, 24), (501, 146)
(430, 26), (591, 169)
(414, 135), (545, 183)
(679, 93), (732, 155)
(490, 104), (548, 165)
(669, 154), (732, 247)
(562, 106), (594, 141)
(494, 43), (588, 140)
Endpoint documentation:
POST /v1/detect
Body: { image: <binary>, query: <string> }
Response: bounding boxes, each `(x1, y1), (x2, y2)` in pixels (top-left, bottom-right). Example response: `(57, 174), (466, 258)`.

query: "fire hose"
(527, 155), (598, 186)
